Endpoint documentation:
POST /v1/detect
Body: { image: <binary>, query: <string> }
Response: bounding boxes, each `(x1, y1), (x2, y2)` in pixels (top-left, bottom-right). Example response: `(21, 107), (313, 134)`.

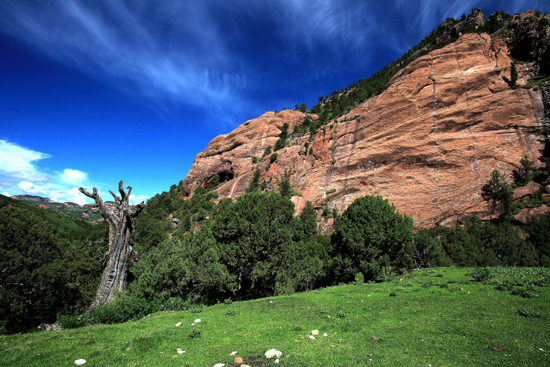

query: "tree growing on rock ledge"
(79, 181), (145, 308)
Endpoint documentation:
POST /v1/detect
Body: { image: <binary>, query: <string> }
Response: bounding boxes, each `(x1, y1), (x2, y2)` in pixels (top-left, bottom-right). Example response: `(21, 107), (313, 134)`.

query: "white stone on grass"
(265, 349), (282, 359)
(194, 318), (202, 323)
(324, 333), (328, 337)
(230, 351), (237, 356)
(213, 364), (225, 367)
(310, 330), (319, 336)
(74, 359), (86, 365)
(175, 322), (182, 327)
(176, 348), (185, 354)
(309, 335), (316, 340)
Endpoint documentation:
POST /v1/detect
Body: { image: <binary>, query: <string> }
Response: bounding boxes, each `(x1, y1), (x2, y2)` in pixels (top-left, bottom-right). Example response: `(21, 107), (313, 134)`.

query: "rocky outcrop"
(181, 32), (548, 230)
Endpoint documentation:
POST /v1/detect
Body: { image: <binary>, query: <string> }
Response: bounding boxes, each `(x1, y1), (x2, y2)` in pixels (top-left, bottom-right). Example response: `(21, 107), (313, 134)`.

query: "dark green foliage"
(207, 174), (220, 191)
(482, 169), (513, 221)
(331, 196), (414, 281)
(58, 295), (190, 328)
(246, 168), (261, 193)
(0, 207), (104, 333)
(130, 228), (235, 303)
(278, 170), (292, 198)
(270, 153), (278, 163)
(419, 217), (539, 268)
(131, 215), (169, 256)
(274, 123), (289, 151)
(263, 146), (273, 158)
(412, 228), (452, 268)
(516, 309), (541, 317)
(512, 155), (535, 186)
(212, 191), (295, 298)
(510, 62), (518, 88)
(526, 215), (550, 267)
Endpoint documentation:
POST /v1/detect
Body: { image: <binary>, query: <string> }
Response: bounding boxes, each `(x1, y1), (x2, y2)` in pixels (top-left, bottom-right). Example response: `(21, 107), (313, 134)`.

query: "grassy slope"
(0, 195), (93, 232)
(1, 268), (549, 366)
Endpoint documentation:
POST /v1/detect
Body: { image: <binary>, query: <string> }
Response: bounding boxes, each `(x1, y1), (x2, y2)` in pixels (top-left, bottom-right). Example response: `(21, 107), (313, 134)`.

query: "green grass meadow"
(1, 268), (549, 366)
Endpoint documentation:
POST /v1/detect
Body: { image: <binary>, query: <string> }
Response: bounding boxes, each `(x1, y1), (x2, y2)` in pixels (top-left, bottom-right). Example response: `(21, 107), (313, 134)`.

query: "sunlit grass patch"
(1, 267), (549, 366)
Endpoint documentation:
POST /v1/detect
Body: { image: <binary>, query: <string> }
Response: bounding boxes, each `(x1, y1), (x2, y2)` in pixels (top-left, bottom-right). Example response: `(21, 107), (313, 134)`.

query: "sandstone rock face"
(181, 33), (547, 230)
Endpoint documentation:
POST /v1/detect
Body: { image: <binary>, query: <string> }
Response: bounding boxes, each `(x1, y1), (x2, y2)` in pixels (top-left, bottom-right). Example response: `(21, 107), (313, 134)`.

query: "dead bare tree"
(79, 180), (145, 308)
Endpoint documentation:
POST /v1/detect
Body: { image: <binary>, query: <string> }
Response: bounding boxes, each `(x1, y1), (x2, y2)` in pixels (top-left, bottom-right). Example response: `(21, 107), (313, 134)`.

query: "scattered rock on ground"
(311, 330), (319, 336)
(265, 349), (282, 359)
(176, 348), (185, 354)
(74, 359), (86, 365)
(175, 322), (182, 327)
(371, 336), (382, 341)
(195, 318), (202, 323)
(230, 351), (237, 356)
(38, 323), (62, 331)
(309, 335), (316, 340)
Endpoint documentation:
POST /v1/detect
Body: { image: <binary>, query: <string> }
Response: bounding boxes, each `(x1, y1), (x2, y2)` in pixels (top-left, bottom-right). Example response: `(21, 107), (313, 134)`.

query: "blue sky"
(1, 0), (549, 205)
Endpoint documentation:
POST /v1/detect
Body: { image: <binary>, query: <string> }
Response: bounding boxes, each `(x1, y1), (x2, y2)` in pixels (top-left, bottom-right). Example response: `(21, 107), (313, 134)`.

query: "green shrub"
(516, 309), (541, 317)
(0, 207), (103, 333)
(331, 195), (414, 282)
(354, 272), (364, 285)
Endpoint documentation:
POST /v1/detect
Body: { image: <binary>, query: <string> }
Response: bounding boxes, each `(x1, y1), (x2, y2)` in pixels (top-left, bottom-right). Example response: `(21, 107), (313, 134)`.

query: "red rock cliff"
(181, 33), (548, 229)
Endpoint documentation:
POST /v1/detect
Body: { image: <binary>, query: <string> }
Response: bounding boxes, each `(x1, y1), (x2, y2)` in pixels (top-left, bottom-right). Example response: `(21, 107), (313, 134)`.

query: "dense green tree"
(274, 123), (289, 151)
(130, 228), (235, 303)
(526, 215), (550, 267)
(246, 168), (261, 193)
(278, 170), (292, 198)
(212, 191), (295, 298)
(412, 228), (452, 268)
(331, 196), (414, 281)
(482, 169), (513, 221)
(0, 207), (103, 333)
(293, 201), (318, 242)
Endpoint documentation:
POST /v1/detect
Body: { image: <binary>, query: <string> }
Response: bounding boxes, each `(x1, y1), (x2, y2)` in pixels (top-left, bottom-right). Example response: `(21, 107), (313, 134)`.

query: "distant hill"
(0, 194), (94, 232)
(7, 195), (119, 223)
(11, 194), (55, 203)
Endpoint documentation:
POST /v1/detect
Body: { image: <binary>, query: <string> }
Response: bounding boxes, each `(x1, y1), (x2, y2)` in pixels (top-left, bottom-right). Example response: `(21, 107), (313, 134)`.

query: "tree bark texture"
(79, 181), (144, 308)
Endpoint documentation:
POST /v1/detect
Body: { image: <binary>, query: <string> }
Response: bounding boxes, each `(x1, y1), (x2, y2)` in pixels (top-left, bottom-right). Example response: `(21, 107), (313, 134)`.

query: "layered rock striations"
(181, 32), (548, 230)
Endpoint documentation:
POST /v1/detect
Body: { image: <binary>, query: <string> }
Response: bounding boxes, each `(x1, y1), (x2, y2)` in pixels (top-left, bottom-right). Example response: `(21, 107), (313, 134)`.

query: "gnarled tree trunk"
(79, 181), (144, 308)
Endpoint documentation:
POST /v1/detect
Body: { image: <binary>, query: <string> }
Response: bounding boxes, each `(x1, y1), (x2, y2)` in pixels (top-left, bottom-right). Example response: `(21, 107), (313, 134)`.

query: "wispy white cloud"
(0, 140), (50, 181)
(61, 168), (88, 185)
(129, 194), (149, 205)
(1, 0), (547, 130)
(0, 139), (94, 204)
(0, 1), (248, 128)
(67, 187), (87, 205)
